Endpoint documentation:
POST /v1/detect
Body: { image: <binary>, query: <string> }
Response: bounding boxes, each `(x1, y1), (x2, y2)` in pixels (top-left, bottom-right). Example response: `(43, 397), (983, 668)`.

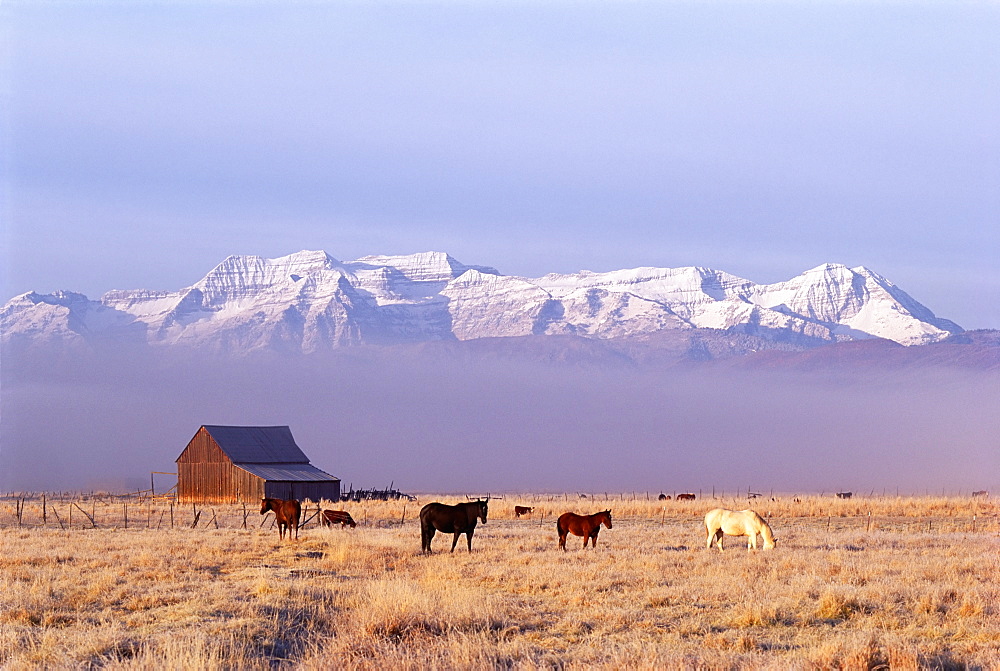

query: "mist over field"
(2, 347), (997, 495)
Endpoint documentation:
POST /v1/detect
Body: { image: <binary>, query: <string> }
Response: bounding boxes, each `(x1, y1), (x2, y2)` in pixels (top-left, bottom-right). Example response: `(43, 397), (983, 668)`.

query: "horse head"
(260, 498), (272, 515)
(602, 510), (613, 529)
(478, 498), (489, 524)
(760, 520), (777, 549)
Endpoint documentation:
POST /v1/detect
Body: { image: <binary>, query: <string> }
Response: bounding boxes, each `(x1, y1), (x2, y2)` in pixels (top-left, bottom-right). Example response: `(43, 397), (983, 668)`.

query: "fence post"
(51, 505), (66, 530)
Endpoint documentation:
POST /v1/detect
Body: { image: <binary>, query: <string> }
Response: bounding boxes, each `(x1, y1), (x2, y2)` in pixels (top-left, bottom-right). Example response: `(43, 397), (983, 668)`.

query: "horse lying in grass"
(557, 510), (612, 550)
(705, 508), (776, 551)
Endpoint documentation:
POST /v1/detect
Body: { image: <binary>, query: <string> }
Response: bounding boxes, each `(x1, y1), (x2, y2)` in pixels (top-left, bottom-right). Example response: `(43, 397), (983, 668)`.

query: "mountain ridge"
(1, 249), (967, 359)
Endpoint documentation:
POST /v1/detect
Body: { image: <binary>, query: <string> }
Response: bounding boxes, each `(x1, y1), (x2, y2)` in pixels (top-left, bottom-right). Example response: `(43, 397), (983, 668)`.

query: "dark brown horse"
(420, 499), (488, 553)
(261, 498), (301, 540)
(321, 509), (357, 528)
(557, 510), (612, 550)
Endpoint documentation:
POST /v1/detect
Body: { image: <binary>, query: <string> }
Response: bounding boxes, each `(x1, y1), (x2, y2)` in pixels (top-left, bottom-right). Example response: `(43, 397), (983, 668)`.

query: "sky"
(2, 1), (999, 330)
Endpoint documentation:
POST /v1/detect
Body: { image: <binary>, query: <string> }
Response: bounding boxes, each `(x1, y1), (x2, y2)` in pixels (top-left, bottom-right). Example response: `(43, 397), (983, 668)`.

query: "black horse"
(419, 499), (488, 552)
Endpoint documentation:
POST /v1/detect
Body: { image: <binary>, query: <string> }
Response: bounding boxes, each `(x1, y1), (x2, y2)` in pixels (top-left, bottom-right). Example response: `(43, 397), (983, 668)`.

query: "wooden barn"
(176, 425), (341, 503)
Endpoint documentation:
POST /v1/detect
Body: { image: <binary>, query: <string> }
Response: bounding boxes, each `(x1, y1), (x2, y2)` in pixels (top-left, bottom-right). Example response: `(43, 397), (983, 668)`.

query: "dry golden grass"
(2, 494), (1000, 669)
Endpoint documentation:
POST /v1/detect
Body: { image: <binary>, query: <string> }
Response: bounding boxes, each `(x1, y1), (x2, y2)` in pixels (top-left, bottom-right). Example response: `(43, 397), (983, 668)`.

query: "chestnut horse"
(557, 510), (612, 550)
(321, 509), (357, 528)
(420, 499), (489, 553)
(261, 498), (301, 541)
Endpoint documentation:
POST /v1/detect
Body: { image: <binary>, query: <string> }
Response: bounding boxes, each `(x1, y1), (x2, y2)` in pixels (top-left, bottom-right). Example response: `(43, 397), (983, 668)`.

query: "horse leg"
(421, 526), (434, 552)
(451, 532), (461, 553)
(747, 533), (757, 550)
(466, 530), (474, 552)
(592, 531), (599, 549)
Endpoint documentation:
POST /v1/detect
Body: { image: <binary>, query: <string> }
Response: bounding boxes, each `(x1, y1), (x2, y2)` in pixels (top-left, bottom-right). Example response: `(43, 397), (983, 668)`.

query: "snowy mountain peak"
(349, 251), (498, 283)
(1, 250), (964, 355)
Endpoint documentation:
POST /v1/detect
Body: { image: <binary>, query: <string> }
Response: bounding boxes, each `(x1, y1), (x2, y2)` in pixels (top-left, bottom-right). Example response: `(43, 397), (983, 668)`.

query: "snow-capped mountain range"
(1, 250), (963, 355)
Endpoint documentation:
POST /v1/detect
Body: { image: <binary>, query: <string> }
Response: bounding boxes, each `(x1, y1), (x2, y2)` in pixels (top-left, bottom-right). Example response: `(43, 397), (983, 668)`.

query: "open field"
(3, 494), (1000, 669)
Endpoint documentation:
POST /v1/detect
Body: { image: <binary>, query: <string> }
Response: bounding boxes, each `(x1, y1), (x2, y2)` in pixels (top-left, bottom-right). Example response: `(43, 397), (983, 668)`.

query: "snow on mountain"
(441, 269), (555, 339)
(1, 250), (963, 356)
(534, 266), (752, 321)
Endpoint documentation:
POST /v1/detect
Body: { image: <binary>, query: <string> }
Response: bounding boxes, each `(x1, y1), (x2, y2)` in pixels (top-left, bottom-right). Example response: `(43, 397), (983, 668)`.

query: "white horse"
(704, 508), (776, 551)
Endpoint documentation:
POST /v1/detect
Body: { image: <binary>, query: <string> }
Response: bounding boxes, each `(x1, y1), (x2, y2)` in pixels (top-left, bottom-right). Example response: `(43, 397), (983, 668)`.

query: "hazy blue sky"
(4, 1), (999, 329)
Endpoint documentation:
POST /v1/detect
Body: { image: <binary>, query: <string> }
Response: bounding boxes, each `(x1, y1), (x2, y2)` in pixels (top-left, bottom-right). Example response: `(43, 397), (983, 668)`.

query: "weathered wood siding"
(177, 428), (265, 503)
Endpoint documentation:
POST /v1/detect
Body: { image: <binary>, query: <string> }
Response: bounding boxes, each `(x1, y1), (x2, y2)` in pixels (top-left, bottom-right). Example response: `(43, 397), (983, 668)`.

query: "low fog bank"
(2, 348), (998, 495)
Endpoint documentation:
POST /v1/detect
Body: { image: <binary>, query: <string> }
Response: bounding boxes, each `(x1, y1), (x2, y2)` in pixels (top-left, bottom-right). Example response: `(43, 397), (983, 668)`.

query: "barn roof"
(201, 425), (310, 464)
(236, 463), (340, 483)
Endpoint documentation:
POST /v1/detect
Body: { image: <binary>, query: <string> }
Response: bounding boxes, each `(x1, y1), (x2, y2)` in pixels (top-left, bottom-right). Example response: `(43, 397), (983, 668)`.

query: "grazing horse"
(658, 493), (670, 501)
(836, 492), (853, 499)
(973, 490), (989, 498)
(705, 508), (775, 551)
(514, 506), (534, 518)
(261, 498), (301, 541)
(321, 509), (357, 528)
(420, 499), (488, 553)
(676, 493), (696, 501)
(557, 510), (612, 551)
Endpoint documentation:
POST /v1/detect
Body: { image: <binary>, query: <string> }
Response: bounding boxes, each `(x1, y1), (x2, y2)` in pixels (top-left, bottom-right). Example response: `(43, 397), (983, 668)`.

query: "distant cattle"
(973, 490), (989, 498)
(676, 493), (696, 501)
(261, 498), (301, 541)
(514, 506), (534, 518)
(658, 494), (670, 501)
(321, 509), (357, 528)
(836, 492), (853, 499)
